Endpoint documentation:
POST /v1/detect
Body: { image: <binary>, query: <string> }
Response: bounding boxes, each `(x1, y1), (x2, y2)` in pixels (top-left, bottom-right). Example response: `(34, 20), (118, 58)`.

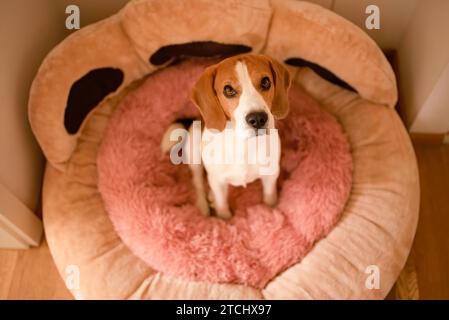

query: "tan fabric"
(42, 69), (419, 299)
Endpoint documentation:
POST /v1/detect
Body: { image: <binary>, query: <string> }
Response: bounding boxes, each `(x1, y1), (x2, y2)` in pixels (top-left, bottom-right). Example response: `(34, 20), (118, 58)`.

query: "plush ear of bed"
(28, 15), (149, 171)
(263, 0), (397, 109)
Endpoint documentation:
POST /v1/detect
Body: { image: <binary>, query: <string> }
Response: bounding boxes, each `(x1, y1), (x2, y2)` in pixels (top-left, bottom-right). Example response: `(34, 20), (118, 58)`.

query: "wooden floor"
(0, 238), (72, 299)
(411, 142), (449, 299)
(0, 141), (448, 300)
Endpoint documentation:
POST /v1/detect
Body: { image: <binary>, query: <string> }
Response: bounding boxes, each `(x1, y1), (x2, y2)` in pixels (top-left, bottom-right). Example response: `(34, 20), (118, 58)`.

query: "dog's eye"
(260, 76), (271, 90)
(223, 85), (237, 98)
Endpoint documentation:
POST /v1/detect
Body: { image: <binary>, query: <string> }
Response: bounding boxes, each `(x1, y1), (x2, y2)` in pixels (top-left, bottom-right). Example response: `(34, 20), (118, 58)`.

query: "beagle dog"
(163, 54), (291, 219)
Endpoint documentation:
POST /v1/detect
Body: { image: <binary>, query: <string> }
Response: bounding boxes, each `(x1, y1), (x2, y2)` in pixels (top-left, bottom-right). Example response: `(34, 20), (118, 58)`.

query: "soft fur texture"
(97, 60), (353, 288)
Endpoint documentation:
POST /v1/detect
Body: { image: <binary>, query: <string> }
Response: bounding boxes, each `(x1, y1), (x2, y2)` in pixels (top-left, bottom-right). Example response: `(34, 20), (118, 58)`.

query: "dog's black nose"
(246, 111), (268, 129)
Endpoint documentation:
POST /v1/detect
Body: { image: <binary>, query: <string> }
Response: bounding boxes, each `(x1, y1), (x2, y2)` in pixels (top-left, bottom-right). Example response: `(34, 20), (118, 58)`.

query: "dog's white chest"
(202, 129), (281, 187)
(219, 163), (261, 187)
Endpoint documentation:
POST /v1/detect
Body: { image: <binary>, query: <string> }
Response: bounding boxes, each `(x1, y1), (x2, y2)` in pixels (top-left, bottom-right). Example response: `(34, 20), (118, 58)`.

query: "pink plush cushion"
(97, 60), (353, 289)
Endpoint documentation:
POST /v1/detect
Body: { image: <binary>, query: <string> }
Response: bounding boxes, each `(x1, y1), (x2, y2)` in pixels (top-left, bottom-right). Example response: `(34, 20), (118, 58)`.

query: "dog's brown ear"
(191, 65), (227, 131)
(268, 57), (291, 119)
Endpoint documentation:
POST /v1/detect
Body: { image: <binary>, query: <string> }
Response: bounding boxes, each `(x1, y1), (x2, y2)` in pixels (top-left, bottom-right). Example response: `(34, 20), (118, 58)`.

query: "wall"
(0, 1), (65, 212)
(410, 64), (449, 133)
(397, 0), (449, 132)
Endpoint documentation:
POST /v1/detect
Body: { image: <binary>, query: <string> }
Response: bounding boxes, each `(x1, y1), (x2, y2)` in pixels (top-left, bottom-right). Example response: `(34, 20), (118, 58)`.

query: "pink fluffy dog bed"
(97, 59), (353, 289)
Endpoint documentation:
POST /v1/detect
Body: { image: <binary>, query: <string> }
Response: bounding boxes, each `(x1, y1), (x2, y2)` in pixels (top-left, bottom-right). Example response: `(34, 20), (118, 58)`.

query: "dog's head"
(191, 54), (291, 136)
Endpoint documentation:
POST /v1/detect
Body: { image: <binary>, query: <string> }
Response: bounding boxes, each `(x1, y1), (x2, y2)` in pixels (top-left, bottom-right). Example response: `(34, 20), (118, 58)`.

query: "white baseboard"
(0, 182), (42, 249)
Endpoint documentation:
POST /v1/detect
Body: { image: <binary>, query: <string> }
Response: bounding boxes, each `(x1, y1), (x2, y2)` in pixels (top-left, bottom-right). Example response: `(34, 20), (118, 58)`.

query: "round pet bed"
(29, 0), (419, 299)
(96, 59), (353, 289)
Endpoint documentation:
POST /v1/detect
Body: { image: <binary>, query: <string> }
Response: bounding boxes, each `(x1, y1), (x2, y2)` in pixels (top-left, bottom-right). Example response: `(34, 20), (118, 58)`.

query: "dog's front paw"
(196, 198), (210, 217)
(215, 207), (232, 220)
(263, 191), (278, 207)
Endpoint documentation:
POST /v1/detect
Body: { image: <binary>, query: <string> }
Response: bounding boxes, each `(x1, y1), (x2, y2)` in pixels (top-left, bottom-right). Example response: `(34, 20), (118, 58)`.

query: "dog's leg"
(189, 164), (210, 217)
(208, 177), (231, 219)
(184, 124), (210, 217)
(261, 173), (279, 207)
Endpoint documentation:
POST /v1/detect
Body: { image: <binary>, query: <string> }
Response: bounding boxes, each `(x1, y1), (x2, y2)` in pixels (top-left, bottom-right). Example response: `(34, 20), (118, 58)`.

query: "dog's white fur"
(233, 61), (276, 138)
(163, 56), (288, 219)
(192, 61), (279, 219)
